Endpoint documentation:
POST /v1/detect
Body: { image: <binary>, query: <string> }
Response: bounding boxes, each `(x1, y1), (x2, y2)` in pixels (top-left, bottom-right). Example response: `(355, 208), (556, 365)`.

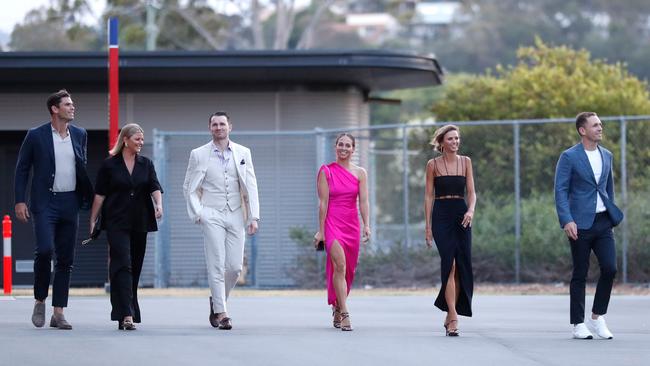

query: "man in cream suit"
(183, 111), (260, 330)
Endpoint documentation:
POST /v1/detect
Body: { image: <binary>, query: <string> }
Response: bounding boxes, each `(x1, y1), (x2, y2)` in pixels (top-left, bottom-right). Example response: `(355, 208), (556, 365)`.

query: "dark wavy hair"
(335, 133), (355, 148)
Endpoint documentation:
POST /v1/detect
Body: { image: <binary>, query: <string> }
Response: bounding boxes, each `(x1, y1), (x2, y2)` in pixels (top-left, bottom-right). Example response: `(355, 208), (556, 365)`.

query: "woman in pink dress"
(314, 133), (370, 331)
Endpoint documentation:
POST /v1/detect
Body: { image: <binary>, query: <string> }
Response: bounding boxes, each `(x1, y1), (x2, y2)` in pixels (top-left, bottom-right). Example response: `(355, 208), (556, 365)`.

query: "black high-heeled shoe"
(118, 319), (137, 331)
(444, 319), (459, 337)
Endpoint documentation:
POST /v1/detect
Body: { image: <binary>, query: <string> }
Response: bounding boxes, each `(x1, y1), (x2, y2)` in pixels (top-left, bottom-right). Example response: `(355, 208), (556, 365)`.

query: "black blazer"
(14, 122), (94, 213)
(95, 154), (163, 232)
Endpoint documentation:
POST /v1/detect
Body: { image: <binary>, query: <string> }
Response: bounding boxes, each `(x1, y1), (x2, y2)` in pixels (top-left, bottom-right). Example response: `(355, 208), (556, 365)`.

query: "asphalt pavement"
(1, 293), (648, 366)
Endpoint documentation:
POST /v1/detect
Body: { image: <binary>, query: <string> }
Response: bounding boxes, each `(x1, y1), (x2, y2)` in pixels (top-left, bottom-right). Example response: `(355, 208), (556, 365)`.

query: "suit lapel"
(231, 143), (245, 180)
(597, 146), (609, 185)
(577, 143), (596, 184)
(68, 126), (81, 160)
(42, 123), (55, 166)
(576, 144), (596, 184)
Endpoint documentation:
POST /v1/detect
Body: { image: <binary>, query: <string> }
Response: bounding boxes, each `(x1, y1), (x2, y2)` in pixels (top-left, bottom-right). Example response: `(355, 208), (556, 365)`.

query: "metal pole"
(250, 235), (258, 287)
(107, 17), (119, 148)
(513, 123), (521, 284)
(369, 140), (377, 249)
(315, 128), (326, 166)
(145, 0), (159, 51)
(152, 129), (168, 288)
(402, 125), (410, 247)
(315, 129), (326, 276)
(619, 117), (628, 284)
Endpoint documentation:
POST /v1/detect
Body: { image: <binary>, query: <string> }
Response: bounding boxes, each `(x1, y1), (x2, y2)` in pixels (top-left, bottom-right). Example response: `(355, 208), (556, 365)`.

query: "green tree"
(9, 0), (101, 51)
(419, 0), (650, 80)
(432, 39), (650, 196)
(103, 0), (231, 50)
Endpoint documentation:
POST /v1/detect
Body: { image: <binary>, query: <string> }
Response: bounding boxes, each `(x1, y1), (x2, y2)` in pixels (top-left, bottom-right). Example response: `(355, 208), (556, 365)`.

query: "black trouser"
(107, 230), (147, 323)
(569, 212), (617, 324)
(32, 192), (79, 307)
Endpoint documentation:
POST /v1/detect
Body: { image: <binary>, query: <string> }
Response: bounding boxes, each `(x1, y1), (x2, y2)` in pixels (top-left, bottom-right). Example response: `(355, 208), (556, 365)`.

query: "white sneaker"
(573, 323), (593, 339)
(586, 316), (614, 339)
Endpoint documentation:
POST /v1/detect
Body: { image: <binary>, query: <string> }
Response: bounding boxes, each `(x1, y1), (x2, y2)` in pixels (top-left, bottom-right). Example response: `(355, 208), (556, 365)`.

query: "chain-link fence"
(151, 115), (650, 287)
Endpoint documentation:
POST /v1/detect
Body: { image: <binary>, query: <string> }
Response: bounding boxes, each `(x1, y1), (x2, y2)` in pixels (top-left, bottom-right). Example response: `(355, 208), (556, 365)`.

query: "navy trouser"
(569, 212), (617, 324)
(32, 192), (79, 307)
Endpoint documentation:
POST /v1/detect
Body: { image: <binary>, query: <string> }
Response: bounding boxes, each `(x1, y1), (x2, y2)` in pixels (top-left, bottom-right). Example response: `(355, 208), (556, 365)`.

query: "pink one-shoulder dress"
(319, 163), (360, 306)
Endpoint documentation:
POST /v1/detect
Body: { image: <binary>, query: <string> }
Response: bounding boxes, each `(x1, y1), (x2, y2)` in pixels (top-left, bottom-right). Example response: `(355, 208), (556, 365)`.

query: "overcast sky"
(0, 0), (308, 48)
(0, 0), (105, 34)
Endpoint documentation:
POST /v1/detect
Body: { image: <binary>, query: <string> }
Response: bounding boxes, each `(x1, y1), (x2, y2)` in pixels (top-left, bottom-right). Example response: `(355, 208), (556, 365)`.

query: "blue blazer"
(14, 122), (94, 213)
(554, 143), (623, 230)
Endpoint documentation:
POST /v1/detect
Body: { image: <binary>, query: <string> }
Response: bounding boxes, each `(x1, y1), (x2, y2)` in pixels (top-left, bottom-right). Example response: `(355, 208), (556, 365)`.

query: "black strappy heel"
(340, 312), (353, 331)
(332, 307), (342, 329)
(444, 319), (459, 337)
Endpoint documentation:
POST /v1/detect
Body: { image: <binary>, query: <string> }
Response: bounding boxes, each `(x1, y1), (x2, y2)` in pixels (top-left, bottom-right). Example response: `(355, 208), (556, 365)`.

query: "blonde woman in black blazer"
(90, 123), (163, 330)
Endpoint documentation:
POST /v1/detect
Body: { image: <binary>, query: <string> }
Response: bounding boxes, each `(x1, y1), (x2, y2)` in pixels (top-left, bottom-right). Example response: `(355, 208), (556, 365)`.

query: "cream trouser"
(200, 206), (245, 314)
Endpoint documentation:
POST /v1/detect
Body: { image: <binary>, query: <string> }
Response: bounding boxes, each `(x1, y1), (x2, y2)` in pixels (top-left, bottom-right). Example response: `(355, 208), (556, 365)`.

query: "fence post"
(153, 129), (169, 288)
(315, 129), (326, 275)
(368, 139), (377, 250)
(402, 124), (410, 247)
(513, 122), (521, 284)
(619, 117), (628, 284)
(250, 235), (258, 287)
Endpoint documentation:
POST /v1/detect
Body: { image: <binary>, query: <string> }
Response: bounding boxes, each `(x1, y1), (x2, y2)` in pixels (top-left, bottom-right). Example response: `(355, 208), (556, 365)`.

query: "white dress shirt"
(51, 127), (76, 192)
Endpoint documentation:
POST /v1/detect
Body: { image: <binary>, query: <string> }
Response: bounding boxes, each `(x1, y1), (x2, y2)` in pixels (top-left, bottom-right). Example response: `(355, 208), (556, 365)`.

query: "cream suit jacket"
(183, 141), (260, 225)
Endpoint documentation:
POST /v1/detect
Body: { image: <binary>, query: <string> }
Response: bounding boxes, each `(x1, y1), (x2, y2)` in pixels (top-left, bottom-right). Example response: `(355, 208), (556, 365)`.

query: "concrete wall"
(0, 88), (368, 135)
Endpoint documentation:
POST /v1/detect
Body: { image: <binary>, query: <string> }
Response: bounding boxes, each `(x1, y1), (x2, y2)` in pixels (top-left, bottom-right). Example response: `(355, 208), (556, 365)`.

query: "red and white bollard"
(3, 215), (11, 295)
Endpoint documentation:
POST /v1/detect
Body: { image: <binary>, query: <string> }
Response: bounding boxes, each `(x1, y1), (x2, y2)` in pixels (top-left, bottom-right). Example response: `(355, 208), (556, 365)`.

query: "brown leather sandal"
(332, 307), (342, 329)
(340, 312), (353, 331)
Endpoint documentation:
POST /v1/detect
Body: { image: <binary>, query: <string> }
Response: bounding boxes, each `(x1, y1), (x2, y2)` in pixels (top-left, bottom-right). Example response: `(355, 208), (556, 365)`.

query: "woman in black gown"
(424, 124), (476, 336)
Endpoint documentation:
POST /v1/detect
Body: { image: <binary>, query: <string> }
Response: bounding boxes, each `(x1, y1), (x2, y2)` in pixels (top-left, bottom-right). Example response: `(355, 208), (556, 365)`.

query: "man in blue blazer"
(554, 112), (623, 340)
(14, 90), (93, 330)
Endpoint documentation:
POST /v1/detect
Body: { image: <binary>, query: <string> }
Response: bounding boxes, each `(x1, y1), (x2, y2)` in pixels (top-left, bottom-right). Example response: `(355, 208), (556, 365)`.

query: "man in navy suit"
(554, 112), (624, 340)
(14, 90), (93, 330)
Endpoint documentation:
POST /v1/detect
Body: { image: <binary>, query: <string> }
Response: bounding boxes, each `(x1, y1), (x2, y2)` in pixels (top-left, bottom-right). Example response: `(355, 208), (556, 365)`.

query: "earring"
(125, 142), (128, 148)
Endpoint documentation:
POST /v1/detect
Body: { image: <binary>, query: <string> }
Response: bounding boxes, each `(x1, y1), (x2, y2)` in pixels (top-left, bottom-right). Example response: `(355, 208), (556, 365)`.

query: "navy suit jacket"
(14, 122), (94, 213)
(554, 143), (623, 230)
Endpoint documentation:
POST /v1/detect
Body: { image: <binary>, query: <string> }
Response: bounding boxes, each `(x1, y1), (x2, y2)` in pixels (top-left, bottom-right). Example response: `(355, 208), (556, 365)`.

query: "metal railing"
(152, 115), (650, 286)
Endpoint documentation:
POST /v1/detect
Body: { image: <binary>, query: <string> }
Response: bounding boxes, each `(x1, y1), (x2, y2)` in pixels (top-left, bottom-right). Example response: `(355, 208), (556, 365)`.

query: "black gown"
(431, 159), (473, 317)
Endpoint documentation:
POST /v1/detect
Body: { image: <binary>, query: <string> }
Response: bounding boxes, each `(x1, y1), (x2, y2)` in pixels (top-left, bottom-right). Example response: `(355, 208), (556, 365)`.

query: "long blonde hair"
(109, 123), (144, 156)
(430, 124), (459, 153)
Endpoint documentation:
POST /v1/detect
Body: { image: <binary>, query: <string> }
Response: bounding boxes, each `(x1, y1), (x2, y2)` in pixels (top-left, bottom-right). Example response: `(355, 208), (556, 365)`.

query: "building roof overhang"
(0, 50), (443, 93)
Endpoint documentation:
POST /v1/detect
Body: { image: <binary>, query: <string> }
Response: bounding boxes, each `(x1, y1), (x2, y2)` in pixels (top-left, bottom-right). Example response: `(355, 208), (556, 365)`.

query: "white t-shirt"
(585, 148), (606, 213)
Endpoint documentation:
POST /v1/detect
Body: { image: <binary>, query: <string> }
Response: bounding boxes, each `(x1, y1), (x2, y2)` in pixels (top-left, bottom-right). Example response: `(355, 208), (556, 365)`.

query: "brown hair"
(430, 124), (459, 153)
(575, 112), (597, 134)
(209, 111), (230, 125)
(335, 133), (356, 148)
(109, 123), (144, 156)
(46, 89), (71, 115)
